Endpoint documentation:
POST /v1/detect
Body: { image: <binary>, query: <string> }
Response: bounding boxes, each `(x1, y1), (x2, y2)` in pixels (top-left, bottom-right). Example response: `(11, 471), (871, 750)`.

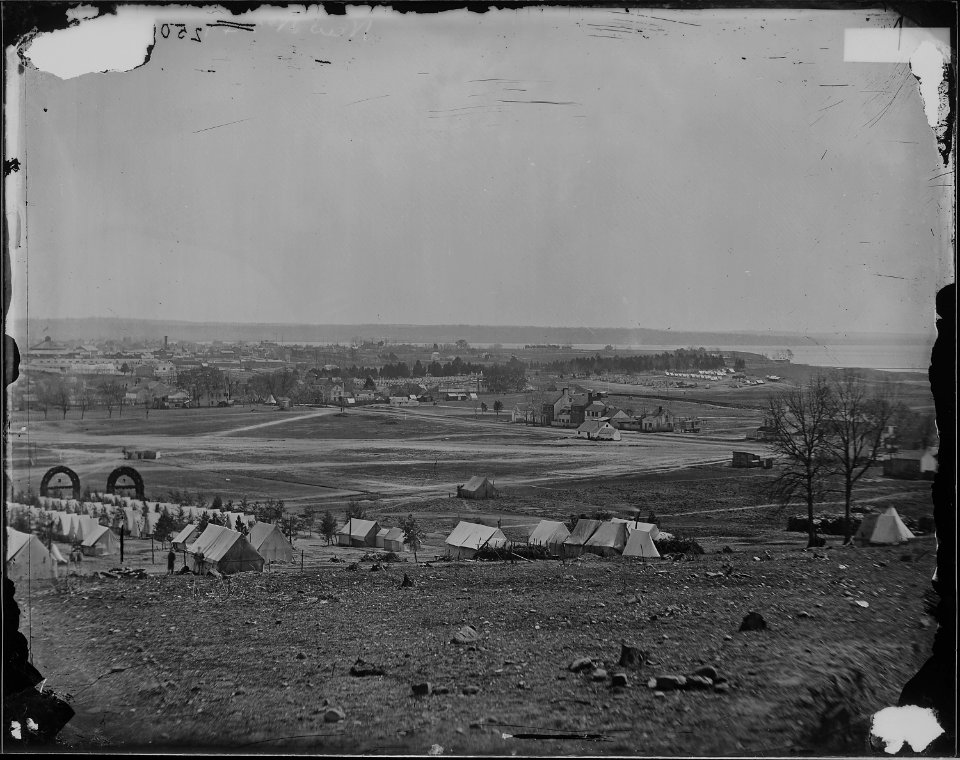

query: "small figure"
(167, 547), (176, 575)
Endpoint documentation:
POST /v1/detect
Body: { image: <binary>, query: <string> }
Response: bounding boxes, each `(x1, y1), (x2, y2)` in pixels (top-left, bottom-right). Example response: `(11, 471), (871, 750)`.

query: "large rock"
(739, 612), (767, 631)
(452, 625), (479, 645)
(324, 707), (346, 723)
(568, 657), (593, 672)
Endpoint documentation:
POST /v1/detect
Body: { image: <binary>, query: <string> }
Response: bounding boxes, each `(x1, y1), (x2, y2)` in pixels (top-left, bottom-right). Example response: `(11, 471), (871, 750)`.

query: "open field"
(6, 401), (771, 507)
(6, 367), (942, 754)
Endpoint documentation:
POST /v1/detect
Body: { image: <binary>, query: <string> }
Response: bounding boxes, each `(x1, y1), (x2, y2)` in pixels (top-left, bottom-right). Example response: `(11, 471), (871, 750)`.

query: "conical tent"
(528, 520), (571, 556)
(562, 519), (602, 558)
(623, 527), (661, 559)
(6, 528), (58, 581)
(584, 521), (628, 557)
(855, 507), (915, 545)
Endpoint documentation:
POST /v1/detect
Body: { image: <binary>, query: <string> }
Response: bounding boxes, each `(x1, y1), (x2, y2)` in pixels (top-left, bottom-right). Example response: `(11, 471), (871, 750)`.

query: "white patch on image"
(871, 705), (944, 754)
(23, 8), (155, 80)
(909, 40), (948, 128)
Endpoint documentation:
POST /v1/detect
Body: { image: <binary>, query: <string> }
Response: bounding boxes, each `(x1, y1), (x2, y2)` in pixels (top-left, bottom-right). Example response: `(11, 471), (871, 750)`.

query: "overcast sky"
(9, 6), (954, 337)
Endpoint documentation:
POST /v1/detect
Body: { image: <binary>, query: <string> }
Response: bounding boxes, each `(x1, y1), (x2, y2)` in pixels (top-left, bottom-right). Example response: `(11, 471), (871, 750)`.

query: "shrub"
(654, 534), (704, 555)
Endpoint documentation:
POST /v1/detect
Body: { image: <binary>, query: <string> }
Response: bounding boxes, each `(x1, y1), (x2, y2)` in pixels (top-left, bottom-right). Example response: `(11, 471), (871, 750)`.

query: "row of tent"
(444, 518), (661, 560)
(172, 521), (295, 564)
(335, 518), (405, 551)
(8, 501), (257, 537)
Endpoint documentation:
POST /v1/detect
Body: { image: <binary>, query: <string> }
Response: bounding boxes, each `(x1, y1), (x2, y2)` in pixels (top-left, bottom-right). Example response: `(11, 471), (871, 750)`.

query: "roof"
(336, 518), (380, 537)
(586, 401), (606, 411)
(248, 522), (284, 548)
(171, 524), (199, 544)
(584, 521), (628, 549)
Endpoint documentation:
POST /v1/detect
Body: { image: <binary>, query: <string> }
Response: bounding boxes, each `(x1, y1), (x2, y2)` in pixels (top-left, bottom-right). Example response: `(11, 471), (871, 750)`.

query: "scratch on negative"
(193, 118), (252, 134)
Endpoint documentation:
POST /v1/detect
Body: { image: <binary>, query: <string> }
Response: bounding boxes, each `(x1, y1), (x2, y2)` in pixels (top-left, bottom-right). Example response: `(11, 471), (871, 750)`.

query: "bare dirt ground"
(21, 538), (937, 755)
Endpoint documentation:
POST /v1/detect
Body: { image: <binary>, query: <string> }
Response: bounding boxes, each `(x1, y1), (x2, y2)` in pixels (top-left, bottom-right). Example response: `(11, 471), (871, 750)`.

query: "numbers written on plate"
(158, 24), (202, 42)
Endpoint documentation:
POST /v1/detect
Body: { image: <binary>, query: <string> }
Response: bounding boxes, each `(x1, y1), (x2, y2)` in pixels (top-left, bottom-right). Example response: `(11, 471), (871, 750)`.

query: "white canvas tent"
(186, 524), (264, 575)
(171, 524), (200, 551)
(336, 518), (381, 547)
(562, 519), (602, 558)
(82, 525), (121, 557)
(247, 522), (294, 563)
(528, 520), (571, 556)
(855, 507), (915, 545)
(6, 528), (58, 581)
(584, 521), (628, 557)
(444, 521), (507, 559)
(381, 527), (404, 553)
(622, 526), (661, 559)
(612, 519), (660, 540)
(457, 476), (498, 500)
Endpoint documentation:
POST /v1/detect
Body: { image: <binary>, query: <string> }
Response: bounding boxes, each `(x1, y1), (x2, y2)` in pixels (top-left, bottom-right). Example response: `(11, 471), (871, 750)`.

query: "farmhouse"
(883, 450), (937, 480)
(511, 403), (536, 424)
(641, 406), (674, 432)
(576, 420), (622, 441)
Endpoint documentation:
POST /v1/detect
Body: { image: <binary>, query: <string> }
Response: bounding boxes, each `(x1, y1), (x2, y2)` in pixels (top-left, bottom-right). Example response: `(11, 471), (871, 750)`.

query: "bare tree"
(75, 379), (95, 419)
(34, 378), (55, 419)
(766, 375), (835, 547)
(827, 372), (897, 544)
(99, 379), (126, 418)
(53, 378), (73, 419)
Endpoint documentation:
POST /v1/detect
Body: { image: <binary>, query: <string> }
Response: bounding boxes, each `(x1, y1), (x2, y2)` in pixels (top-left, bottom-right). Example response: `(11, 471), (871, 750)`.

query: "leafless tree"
(52, 378), (73, 419)
(75, 379), (95, 419)
(827, 371), (897, 543)
(99, 379), (126, 418)
(766, 375), (835, 547)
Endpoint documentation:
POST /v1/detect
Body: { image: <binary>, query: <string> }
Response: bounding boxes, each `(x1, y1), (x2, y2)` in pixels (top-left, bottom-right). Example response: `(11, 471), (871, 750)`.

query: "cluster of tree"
(484, 359), (527, 393)
(178, 365), (228, 406)
(766, 371), (900, 546)
(532, 349), (726, 376)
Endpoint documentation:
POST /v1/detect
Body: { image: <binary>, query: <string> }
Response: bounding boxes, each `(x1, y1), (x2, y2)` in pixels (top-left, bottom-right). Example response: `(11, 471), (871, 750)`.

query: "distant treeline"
(530, 349), (726, 374)
(344, 357), (487, 380)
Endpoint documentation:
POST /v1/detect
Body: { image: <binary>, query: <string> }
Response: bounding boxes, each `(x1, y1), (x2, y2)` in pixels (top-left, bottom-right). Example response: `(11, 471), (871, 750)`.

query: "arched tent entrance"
(106, 466), (145, 500)
(40, 466), (81, 500)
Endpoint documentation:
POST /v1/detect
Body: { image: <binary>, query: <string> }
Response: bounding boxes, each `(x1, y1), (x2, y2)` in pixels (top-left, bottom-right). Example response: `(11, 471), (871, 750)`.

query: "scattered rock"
(797, 611), (812, 618)
(900, 554), (913, 562)
(685, 675), (714, 690)
(723, 634), (733, 641)
(714, 682), (731, 693)
(462, 685), (480, 695)
(296, 652), (306, 660)
(739, 612), (767, 631)
(647, 675), (687, 691)
(568, 657), (593, 672)
(591, 668), (608, 682)
(350, 658), (385, 677)
(653, 691), (666, 698)
(611, 672), (628, 688)
(452, 625), (479, 645)
(618, 643), (646, 669)
(324, 707), (346, 723)
(435, 685), (450, 695)
(722, 545), (734, 554)
(400, 574), (414, 588)
(691, 665), (718, 681)
(412, 682), (433, 697)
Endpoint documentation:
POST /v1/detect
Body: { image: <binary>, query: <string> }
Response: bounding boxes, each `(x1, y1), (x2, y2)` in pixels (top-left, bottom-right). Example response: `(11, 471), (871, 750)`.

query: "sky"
(6, 6), (954, 337)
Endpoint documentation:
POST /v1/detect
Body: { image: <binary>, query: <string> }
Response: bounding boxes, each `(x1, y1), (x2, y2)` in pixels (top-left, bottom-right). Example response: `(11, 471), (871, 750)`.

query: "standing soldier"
(167, 547), (176, 575)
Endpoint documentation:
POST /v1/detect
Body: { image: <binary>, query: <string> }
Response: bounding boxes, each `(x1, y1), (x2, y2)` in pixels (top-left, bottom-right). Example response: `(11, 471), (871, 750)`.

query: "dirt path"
(214, 408), (339, 436)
